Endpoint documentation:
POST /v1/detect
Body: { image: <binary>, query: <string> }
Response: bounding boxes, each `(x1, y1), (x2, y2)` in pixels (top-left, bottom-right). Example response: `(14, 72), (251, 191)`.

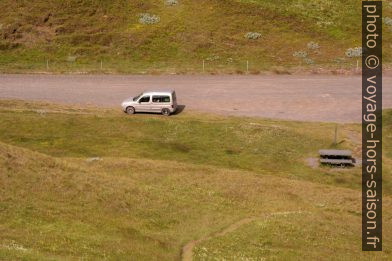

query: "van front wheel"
(126, 106), (135, 115)
(162, 108), (171, 116)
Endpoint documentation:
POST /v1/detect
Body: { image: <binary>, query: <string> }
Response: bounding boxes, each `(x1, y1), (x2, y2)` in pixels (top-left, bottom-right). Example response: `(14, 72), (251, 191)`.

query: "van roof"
(143, 90), (175, 95)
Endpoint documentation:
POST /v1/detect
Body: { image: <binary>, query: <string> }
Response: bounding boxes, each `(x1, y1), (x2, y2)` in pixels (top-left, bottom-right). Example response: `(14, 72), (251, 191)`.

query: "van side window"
(152, 95), (170, 103)
(139, 96), (150, 103)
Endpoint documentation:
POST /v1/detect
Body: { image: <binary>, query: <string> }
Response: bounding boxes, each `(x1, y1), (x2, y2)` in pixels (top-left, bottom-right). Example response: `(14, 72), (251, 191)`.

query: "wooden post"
(202, 60), (205, 73)
(246, 60), (249, 73)
(100, 60), (103, 70)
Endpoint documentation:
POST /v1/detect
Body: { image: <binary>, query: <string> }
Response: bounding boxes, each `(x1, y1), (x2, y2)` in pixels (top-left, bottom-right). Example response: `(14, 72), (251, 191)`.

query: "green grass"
(194, 209), (391, 260)
(0, 100), (385, 193)
(0, 100), (391, 260)
(0, 0), (391, 74)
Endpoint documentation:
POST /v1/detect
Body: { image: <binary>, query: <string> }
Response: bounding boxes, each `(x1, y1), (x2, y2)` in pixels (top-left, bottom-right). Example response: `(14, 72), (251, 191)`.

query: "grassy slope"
(1, 143), (391, 260)
(0, 100), (391, 260)
(0, 100), (386, 193)
(0, 0), (391, 74)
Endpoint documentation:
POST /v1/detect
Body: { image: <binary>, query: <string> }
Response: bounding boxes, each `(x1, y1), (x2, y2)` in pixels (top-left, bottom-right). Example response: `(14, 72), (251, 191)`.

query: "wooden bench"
(319, 149), (355, 166)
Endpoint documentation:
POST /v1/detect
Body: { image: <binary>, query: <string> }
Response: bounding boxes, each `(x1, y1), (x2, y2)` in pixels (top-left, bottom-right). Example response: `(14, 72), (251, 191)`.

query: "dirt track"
(0, 74), (391, 122)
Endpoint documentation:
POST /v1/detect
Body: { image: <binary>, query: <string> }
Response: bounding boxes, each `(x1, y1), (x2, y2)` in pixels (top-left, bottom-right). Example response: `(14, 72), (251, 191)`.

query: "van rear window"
(152, 95), (170, 103)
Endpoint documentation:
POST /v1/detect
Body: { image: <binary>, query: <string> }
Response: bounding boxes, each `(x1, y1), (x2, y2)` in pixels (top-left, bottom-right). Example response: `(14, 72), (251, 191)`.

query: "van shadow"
(173, 105), (186, 115)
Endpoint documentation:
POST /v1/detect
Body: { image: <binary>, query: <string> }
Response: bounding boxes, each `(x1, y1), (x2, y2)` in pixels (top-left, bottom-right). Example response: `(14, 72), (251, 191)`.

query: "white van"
(121, 90), (178, 116)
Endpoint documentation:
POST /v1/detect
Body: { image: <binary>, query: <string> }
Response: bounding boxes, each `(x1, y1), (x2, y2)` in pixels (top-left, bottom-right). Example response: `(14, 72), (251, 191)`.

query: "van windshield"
(132, 93), (142, 101)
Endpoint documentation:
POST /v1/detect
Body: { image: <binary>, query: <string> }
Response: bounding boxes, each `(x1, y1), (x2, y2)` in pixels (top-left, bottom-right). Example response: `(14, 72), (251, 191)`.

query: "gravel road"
(0, 74), (390, 122)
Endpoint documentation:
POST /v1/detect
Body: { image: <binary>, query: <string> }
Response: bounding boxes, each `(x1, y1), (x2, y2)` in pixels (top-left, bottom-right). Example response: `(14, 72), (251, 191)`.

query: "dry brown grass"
(1, 142), (391, 260)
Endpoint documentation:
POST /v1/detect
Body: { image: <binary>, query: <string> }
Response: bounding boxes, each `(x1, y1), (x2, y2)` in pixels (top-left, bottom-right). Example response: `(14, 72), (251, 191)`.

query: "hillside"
(1, 142), (391, 260)
(0, 100), (391, 260)
(0, 0), (391, 74)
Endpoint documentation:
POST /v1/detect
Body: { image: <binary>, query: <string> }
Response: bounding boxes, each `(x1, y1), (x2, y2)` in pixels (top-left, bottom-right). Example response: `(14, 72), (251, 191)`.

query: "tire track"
(181, 217), (257, 261)
(181, 211), (308, 261)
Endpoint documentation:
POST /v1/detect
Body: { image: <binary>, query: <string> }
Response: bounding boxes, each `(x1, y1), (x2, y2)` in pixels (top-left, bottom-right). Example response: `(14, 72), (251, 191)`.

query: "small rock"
(307, 41), (319, 50)
(35, 109), (47, 116)
(139, 13), (160, 25)
(293, 51), (308, 58)
(165, 0), (178, 6)
(345, 47), (362, 58)
(205, 55), (219, 61)
(86, 157), (102, 162)
(304, 58), (314, 65)
(384, 17), (392, 26)
(244, 32), (262, 40)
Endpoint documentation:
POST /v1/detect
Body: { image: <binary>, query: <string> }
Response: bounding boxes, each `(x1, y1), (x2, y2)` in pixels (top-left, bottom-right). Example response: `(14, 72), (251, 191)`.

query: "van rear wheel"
(162, 108), (170, 116)
(126, 106), (135, 115)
